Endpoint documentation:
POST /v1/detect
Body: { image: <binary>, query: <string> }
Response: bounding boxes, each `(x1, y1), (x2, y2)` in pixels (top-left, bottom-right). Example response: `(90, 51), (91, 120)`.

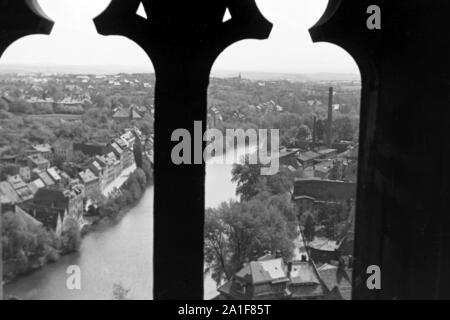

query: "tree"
(258, 167), (294, 196)
(315, 119), (325, 141)
(317, 202), (346, 240)
(61, 217), (81, 254)
(0, 109), (12, 119)
(333, 117), (354, 141)
(72, 150), (89, 166)
(133, 138), (143, 169)
(232, 161), (294, 202)
(2, 210), (58, 281)
(204, 199), (295, 285)
(0, 164), (20, 180)
(296, 124), (311, 141)
(92, 93), (109, 109)
(204, 209), (230, 284)
(10, 99), (33, 114)
(231, 160), (262, 201)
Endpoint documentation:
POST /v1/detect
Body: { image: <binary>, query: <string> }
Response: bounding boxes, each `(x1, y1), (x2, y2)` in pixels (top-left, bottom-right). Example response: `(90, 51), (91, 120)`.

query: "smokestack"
(327, 87), (333, 148)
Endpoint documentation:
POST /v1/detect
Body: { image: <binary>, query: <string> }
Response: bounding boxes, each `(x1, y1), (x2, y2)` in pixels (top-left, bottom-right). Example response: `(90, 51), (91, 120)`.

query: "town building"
(278, 148), (301, 171)
(78, 169), (100, 199)
(104, 152), (121, 179)
(295, 195), (316, 215)
(317, 263), (352, 300)
(73, 142), (109, 157)
(19, 166), (31, 182)
(33, 185), (84, 222)
(306, 237), (341, 263)
(109, 142), (125, 171)
(0, 181), (20, 205)
(313, 160), (334, 179)
(7, 175), (34, 202)
(27, 154), (50, 171)
(112, 105), (142, 122)
(28, 178), (45, 196)
(31, 169), (53, 187)
(96, 154), (114, 185)
(31, 144), (54, 162)
(297, 151), (321, 169)
(31, 205), (66, 236)
(88, 159), (106, 191)
(293, 178), (356, 203)
(317, 148), (337, 160)
(217, 255), (333, 300)
(293, 178), (356, 217)
(53, 140), (74, 162)
(46, 167), (63, 187)
(113, 137), (134, 169)
(288, 259), (328, 300)
(217, 258), (291, 300)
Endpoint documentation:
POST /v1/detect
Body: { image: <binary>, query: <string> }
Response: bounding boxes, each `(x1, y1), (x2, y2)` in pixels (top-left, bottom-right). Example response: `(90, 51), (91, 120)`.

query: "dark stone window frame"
(2, 0), (450, 300)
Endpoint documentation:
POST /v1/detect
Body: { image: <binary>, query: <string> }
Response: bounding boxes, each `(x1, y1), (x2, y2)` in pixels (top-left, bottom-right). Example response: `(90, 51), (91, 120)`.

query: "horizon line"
(0, 63), (359, 77)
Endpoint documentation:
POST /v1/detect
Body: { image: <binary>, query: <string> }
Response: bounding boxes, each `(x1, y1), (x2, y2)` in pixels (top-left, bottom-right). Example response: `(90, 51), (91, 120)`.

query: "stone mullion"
(152, 59), (210, 299)
(95, 0), (272, 300)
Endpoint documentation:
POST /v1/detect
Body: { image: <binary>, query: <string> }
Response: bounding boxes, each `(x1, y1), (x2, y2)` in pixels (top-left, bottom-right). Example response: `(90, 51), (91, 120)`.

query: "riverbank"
(4, 185), (154, 300)
(2, 161), (153, 287)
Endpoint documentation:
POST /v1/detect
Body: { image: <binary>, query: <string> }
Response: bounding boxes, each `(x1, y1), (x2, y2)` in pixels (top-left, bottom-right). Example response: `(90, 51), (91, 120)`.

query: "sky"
(0, 0), (359, 74)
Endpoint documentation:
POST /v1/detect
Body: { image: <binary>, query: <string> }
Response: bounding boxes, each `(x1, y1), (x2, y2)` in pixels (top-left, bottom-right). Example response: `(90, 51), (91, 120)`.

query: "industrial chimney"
(327, 87), (333, 148)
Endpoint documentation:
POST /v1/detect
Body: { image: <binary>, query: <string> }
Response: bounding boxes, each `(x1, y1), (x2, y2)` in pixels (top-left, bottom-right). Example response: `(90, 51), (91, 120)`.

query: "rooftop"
(38, 171), (55, 186)
(298, 151), (321, 162)
(0, 181), (20, 203)
(28, 178), (45, 194)
(317, 264), (352, 300)
(47, 167), (61, 182)
(79, 169), (98, 184)
(318, 149), (337, 155)
(28, 153), (49, 165)
(32, 144), (52, 153)
(235, 258), (289, 285)
(290, 261), (321, 285)
(308, 237), (340, 252)
(293, 178), (356, 201)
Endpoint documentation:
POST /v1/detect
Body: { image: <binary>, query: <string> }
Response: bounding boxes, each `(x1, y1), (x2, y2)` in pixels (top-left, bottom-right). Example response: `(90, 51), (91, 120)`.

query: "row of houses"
(0, 127), (146, 235)
(277, 145), (358, 182)
(216, 253), (352, 300)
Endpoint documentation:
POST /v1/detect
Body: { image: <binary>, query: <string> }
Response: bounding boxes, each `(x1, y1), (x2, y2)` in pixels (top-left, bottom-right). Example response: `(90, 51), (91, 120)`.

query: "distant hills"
(0, 64), (360, 81)
(211, 70), (360, 82)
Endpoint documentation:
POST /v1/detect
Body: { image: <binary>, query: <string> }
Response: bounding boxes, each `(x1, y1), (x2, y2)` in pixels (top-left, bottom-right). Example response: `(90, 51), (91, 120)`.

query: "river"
(4, 146), (253, 300)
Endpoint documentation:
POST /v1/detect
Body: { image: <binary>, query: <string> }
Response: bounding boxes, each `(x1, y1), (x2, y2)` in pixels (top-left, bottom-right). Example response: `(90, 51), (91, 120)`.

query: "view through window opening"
(0, 0), (364, 301)
(204, 0), (361, 300)
(0, 0), (155, 300)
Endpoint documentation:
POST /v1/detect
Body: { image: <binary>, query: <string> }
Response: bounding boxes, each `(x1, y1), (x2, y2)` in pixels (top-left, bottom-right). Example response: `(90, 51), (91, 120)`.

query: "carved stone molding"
(0, 0), (54, 57)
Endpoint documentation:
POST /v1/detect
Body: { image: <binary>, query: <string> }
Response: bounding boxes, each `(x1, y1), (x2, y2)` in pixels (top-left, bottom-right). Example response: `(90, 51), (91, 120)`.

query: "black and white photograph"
(0, 0), (449, 307)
